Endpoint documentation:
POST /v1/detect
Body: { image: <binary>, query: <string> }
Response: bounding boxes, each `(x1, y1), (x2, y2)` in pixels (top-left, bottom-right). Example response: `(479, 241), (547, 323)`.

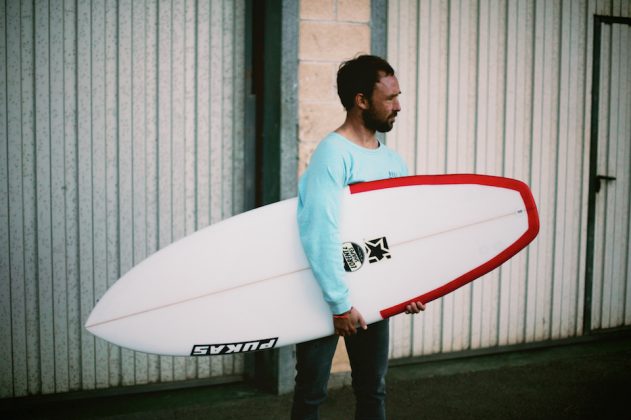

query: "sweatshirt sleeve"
(297, 141), (351, 315)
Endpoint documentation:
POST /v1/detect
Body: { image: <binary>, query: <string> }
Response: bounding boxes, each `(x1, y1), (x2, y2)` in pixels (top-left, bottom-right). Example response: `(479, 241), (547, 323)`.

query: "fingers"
(405, 301), (426, 314)
(333, 317), (356, 337)
(358, 313), (368, 330)
(407, 302), (425, 314)
(333, 307), (367, 336)
(351, 307), (367, 331)
(335, 323), (355, 336)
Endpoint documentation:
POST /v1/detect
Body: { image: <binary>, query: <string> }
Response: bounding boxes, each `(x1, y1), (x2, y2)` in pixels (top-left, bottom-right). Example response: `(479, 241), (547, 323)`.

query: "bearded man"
(292, 55), (425, 420)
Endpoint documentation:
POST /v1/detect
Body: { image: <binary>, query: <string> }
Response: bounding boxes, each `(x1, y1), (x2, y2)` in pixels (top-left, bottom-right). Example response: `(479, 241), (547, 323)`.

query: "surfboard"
(85, 174), (539, 356)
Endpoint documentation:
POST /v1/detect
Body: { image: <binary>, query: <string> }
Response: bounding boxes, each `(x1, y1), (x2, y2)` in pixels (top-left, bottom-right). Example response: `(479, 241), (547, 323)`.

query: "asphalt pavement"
(3, 330), (630, 420)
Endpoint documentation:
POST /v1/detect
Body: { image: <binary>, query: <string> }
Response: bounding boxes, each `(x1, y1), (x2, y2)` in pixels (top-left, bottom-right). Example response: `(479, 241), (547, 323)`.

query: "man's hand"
(333, 307), (367, 337)
(405, 301), (426, 314)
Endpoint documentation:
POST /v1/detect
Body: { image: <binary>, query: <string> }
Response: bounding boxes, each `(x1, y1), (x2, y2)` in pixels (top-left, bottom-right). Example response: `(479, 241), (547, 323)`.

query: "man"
(292, 55), (425, 420)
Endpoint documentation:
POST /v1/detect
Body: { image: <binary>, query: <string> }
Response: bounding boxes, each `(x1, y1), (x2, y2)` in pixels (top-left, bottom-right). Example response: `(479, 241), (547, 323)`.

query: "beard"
(362, 104), (397, 133)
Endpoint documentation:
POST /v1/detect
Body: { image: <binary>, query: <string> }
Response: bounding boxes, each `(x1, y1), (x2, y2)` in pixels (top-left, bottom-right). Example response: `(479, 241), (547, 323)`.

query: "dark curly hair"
(337, 55), (395, 111)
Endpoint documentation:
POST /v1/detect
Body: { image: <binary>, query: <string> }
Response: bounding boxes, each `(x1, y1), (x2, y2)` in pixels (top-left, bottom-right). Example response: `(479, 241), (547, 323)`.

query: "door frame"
(243, 0), (299, 394)
(583, 15), (631, 334)
(244, 0), (299, 209)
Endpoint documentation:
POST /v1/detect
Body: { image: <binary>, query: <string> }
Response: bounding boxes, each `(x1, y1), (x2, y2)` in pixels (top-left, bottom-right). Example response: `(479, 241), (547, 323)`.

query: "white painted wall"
(0, 0), (246, 397)
(386, 0), (631, 360)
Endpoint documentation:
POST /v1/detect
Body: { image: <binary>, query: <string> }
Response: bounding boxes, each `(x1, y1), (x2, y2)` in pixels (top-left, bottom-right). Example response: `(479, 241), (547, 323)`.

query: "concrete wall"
(297, 0), (373, 378)
(298, 0), (372, 176)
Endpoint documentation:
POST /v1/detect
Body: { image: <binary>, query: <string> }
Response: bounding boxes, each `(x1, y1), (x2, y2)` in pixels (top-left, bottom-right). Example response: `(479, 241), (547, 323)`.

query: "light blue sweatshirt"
(297, 132), (408, 315)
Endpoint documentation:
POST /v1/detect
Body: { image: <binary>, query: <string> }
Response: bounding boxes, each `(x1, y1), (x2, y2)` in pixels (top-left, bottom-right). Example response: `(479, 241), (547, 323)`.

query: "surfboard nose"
(85, 285), (119, 333)
(84, 299), (104, 332)
(84, 292), (143, 352)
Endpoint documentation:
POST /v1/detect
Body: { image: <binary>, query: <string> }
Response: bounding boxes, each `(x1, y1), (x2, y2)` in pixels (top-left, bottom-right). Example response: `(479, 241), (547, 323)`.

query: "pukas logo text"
(191, 337), (278, 356)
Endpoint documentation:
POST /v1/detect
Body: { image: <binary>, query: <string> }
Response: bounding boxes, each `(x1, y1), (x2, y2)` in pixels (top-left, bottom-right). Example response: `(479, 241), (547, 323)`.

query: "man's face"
(362, 75), (402, 133)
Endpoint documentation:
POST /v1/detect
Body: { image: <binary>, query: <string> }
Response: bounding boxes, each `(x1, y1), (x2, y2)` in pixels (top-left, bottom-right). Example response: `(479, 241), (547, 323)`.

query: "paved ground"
(3, 331), (631, 420)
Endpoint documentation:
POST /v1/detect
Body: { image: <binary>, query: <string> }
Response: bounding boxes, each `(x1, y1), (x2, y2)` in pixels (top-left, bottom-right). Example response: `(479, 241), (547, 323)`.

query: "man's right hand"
(333, 307), (367, 337)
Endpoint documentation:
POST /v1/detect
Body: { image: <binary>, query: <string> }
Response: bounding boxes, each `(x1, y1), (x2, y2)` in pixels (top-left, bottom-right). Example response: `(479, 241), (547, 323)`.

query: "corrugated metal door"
(385, 0), (631, 360)
(589, 19), (631, 331)
(1, 0), (246, 398)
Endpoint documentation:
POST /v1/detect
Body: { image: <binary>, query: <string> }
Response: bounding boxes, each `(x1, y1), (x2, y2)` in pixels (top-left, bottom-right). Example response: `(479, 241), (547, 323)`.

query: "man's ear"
(355, 93), (370, 110)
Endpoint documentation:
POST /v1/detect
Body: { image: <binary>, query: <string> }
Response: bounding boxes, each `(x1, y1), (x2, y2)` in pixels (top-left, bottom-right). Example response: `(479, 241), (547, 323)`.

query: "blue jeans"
(291, 319), (390, 420)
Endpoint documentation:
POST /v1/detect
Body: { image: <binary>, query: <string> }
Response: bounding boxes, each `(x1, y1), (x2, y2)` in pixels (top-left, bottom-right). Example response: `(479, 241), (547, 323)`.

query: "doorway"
(245, 0), (298, 210)
(585, 16), (631, 333)
(243, 0), (299, 393)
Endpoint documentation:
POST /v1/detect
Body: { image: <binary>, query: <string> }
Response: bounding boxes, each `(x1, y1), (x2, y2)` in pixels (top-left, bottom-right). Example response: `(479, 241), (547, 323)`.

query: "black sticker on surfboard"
(365, 237), (391, 264)
(190, 337), (278, 356)
(342, 242), (365, 272)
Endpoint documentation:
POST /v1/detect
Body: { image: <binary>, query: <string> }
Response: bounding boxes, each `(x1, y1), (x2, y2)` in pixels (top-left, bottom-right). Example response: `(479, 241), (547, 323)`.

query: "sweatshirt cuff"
(330, 299), (352, 316)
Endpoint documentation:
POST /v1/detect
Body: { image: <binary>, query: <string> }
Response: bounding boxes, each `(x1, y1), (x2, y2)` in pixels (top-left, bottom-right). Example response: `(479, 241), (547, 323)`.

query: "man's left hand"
(405, 301), (426, 314)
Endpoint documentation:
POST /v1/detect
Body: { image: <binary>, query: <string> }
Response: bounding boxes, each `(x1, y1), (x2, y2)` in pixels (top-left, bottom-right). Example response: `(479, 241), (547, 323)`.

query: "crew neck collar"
(332, 132), (382, 152)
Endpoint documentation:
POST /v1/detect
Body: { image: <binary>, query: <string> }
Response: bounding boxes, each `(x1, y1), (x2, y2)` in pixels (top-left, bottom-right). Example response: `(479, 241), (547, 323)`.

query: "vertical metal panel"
(196, 0), (212, 380)
(387, 0), (418, 359)
(5, 0), (26, 397)
(50, 0), (69, 393)
(76, 0), (95, 391)
(145, 0), (161, 385)
(0, 0), (10, 398)
(498, 0), (533, 346)
(609, 22), (630, 328)
(2, 0), (246, 398)
(527, 0), (560, 344)
(118, 0), (135, 387)
(34, 0), (54, 395)
(625, 22), (631, 327)
(64, 0), (81, 392)
(386, 0), (631, 360)
(470, 0), (504, 351)
(183, 0), (197, 381)
(21, 0), (41, 396)
(442, 0), (479, 354)
(130, 0), (149, 387)
(550, 0), (585, 341)
(280, 0), (298, 201)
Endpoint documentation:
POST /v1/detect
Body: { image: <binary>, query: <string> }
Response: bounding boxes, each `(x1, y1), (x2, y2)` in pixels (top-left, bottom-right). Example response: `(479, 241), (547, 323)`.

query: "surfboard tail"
(373, 174), (540, 319)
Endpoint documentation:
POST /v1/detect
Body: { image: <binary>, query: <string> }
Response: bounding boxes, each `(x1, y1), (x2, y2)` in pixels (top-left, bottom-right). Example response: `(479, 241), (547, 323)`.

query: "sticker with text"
(342, 242), (365, 272)
(365, 237), (391, 264)
(191, 337), (278, 356)
(342, 236), (391, 271)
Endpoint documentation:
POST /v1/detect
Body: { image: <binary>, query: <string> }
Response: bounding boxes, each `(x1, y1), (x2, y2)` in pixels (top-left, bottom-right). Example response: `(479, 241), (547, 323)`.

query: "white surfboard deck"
(85, 174), (539, 356)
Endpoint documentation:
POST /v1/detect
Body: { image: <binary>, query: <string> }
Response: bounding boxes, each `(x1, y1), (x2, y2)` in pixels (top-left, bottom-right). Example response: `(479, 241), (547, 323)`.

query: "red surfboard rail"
(350, 174), (540, 319)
